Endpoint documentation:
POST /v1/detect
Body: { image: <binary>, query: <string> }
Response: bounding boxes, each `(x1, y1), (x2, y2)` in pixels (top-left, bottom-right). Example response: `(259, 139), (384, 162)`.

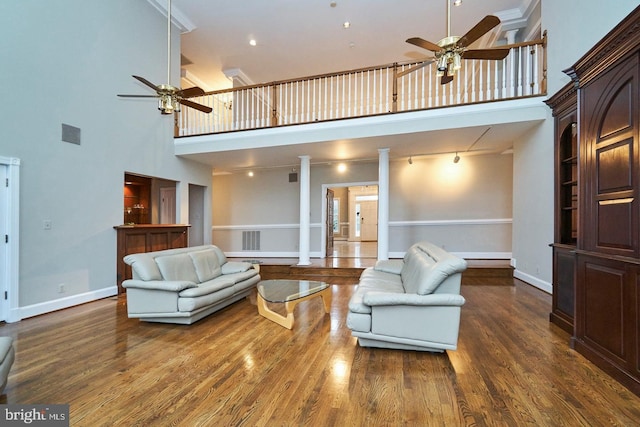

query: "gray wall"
(212, 153), (513, 258)
(1, 0), (213, 317)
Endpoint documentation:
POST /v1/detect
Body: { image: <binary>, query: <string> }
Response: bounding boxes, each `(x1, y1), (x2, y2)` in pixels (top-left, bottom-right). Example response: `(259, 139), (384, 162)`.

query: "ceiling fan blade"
(406, 37), (442, 53)
(117, 94), (159, 98)
(178, 86), (206, 98)
(458, 15), (501, 48)
(132, 75), (160, 92)
(179, 99), (213, 113)
(463, 48), (509, 60)
(397, 60), (435, 78)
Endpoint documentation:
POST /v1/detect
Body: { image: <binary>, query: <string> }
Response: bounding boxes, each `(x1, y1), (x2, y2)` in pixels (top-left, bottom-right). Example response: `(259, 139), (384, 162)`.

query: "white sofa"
(123, 245), (260, 324)
(347, 241), (467, 352)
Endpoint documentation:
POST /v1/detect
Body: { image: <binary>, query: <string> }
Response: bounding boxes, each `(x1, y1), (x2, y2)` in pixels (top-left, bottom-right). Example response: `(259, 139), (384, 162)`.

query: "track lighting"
(453, 152), (460, 163)
(408, 156), (413, 165)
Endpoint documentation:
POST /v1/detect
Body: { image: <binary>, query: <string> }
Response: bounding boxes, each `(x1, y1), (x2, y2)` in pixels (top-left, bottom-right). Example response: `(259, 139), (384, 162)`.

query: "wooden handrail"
(177, 38), (547, 137)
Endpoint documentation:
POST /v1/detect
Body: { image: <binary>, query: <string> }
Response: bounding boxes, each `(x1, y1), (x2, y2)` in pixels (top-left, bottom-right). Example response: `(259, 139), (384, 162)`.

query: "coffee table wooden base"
(257, 286), (332, 329)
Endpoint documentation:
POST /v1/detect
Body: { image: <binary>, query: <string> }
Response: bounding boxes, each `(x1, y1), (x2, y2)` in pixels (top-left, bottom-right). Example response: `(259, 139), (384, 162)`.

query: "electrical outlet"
(43, 220), (52, 230)
(58, 284), (65, 293)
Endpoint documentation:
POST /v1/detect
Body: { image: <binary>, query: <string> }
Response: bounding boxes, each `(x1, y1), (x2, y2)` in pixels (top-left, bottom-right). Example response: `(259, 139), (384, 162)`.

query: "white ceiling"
(148, 0), (542, 171)
(171, 0), (536, 90)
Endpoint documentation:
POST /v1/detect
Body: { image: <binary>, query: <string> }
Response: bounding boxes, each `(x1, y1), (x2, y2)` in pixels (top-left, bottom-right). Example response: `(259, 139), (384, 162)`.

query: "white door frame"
(320, 181), (377, 259)
(0, 156), (21, 323)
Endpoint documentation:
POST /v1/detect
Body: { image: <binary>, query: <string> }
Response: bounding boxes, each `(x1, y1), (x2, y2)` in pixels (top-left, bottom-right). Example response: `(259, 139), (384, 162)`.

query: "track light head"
(453, 153), (460, 163)
(408, 156), (413, 165)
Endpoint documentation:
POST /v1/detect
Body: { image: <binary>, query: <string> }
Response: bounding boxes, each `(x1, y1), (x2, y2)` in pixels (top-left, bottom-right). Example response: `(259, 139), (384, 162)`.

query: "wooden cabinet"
(546, 82), (578, 334)
(114, 224), (190, 293)
(559, 5), (640, 396)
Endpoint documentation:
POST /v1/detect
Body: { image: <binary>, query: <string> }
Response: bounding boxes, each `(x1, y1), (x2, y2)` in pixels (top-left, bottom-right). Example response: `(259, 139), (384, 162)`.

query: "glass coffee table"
(256, 280), (332, 329)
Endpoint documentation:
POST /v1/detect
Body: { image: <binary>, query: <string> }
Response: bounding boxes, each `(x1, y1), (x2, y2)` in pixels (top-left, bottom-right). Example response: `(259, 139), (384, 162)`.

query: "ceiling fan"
(118, 0), (212, 115)
(404, 0), (509, 84)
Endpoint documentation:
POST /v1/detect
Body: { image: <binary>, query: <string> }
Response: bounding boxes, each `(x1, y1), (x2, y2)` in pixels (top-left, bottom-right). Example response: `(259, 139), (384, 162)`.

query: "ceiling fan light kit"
(117, 0), (212, 115)
(406, 0), (509, 85)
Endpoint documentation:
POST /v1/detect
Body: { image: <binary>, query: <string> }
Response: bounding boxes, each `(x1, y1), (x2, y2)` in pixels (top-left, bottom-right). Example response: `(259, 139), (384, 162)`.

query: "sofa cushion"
(221, 261), (252, 274)
(210, 245), (228, 266)
(155, 253), (200, 284)
(124, 254), (163, 281)
(374, 259), (404, 275)
(178, 287), (236, 312)
(189, 249), (222, 283)
(179, 276), (235, 298)
(401, 247), (434, 294)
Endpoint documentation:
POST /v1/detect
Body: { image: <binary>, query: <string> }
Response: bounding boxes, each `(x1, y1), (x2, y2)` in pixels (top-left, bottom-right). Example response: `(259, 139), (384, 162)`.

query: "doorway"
(324, 183), (378, 258)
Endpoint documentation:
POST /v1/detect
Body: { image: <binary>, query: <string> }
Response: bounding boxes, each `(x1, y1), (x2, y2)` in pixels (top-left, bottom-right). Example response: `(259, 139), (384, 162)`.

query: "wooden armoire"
(548, 6), (640, 396)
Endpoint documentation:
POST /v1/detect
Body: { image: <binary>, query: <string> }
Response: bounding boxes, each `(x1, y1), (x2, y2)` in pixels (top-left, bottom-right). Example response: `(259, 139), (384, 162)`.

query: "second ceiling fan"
(405, 0), (509, 84)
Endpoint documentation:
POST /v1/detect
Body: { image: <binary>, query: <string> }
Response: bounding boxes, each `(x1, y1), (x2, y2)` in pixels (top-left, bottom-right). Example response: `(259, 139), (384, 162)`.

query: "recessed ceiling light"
(343, 21), (351, 29)
(454, 0), (462, 6)
(249, 39), (257, 46)
(330, 1), (337, 7)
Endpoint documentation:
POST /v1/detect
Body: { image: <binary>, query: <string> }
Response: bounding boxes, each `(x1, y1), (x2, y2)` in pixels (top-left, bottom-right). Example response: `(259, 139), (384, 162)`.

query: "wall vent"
(242, 230), (260, 251)
(61, 123), (81, 145)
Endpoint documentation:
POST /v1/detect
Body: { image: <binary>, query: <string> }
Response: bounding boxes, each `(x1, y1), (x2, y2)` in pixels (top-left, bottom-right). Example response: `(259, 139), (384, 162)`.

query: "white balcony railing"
(177, 37), (546, 137)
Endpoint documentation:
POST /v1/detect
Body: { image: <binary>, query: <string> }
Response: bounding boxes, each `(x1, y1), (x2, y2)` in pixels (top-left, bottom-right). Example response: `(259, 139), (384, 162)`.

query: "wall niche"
(124, 173), (151, 224)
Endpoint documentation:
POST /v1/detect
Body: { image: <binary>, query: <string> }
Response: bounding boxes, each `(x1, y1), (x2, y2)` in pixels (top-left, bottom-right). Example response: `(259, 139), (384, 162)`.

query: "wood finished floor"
(1, 279), (639, 426)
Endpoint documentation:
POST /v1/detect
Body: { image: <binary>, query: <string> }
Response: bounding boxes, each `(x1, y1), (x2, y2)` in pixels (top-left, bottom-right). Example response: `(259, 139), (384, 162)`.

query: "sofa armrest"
(122, 279), (197, 292)
(362, 292), (465, 307)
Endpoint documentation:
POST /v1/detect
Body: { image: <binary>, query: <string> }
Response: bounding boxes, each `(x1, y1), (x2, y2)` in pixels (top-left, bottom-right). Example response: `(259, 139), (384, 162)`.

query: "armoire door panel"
(599, 81), (633, 139)
(555, 249), (576, 317)
(596, 139), (633, 192)
(582, 261), (627, 363)
(597, 199), (634, 250)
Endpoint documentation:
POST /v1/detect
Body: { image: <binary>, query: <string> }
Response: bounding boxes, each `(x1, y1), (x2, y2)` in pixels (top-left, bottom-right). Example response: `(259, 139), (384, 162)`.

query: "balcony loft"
(175, 37), (548, 168)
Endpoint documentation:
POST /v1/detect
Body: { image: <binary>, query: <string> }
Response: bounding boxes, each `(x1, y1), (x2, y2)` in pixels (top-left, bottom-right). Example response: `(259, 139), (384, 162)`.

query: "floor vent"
(242, 231), (261, 251)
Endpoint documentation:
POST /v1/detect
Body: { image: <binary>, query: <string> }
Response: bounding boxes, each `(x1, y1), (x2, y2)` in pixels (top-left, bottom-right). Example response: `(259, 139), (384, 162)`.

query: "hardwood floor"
(1, 279), (639, 425)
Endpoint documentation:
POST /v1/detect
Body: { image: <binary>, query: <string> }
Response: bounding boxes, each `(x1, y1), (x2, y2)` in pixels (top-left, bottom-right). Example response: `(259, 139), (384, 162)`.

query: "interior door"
(360, 200), (378, 241)
(160, 187), (176, 224)
(326, 188), (334, 256)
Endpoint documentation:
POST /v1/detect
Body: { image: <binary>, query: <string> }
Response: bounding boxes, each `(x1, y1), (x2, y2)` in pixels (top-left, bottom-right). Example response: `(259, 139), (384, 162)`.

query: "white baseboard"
(18, 286), (118, 321)
(514, 269), (552, 294)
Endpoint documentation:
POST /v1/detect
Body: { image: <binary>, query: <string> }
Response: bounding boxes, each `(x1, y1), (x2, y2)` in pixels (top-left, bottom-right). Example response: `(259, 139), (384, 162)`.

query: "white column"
(378, 148), (390, 260)
(298, 155), (311, 265)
